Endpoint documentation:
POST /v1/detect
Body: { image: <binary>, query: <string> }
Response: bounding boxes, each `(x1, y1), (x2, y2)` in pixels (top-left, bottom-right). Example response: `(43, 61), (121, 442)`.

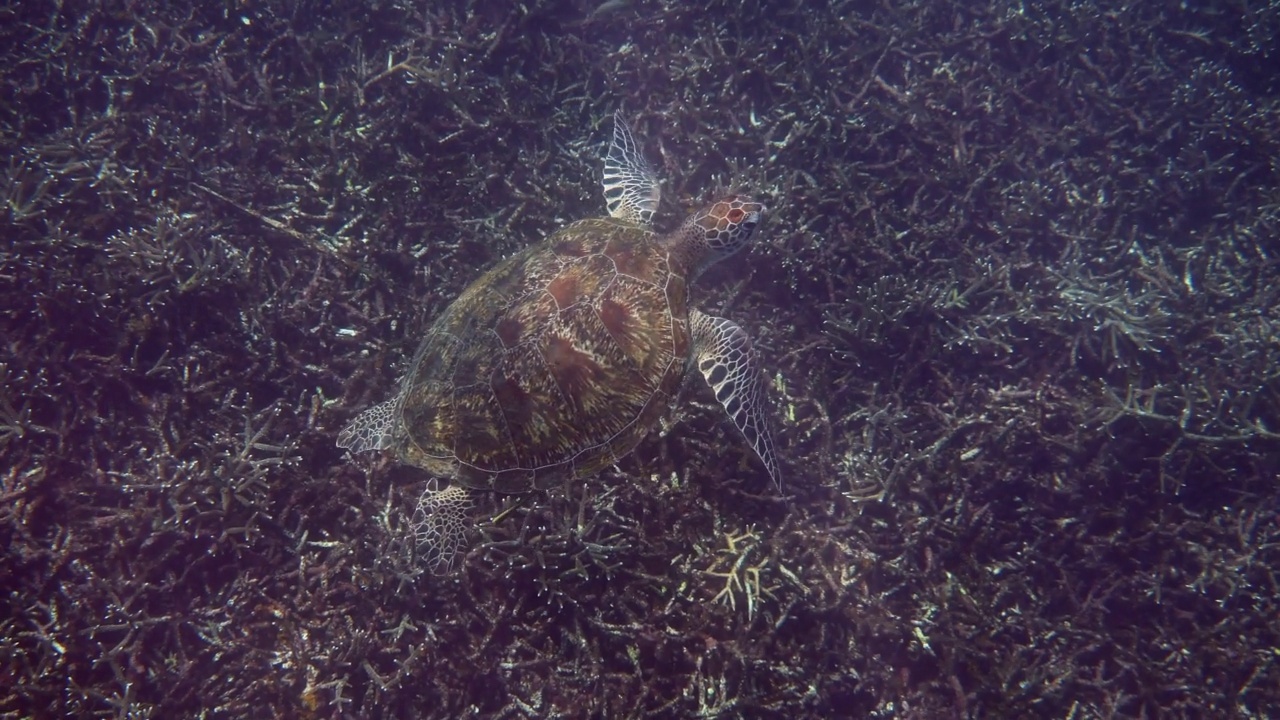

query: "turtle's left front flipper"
(603, 111), (661, 226)
(690, 309), (782, 492)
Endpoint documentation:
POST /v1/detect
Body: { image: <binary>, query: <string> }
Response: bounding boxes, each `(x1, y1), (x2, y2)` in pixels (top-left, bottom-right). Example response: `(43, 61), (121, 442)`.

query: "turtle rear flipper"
(691, 310), (782, 491)
(337, 397), (400, 453)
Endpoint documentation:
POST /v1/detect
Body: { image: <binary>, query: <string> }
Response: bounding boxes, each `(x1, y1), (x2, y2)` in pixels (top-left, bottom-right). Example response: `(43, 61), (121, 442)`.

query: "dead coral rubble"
(2, 0), (1278, 717)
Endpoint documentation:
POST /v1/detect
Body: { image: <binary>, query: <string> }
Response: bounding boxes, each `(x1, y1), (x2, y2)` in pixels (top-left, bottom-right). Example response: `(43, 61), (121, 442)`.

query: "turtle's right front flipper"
(412, 479), (476, 574)
(690, 310), (782, 492)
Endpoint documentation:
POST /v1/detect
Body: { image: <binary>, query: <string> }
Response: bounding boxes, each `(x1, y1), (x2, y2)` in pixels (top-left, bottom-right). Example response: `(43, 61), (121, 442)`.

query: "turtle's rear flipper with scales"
(691, 310), (782, 491)
(336, 397), (400, 453)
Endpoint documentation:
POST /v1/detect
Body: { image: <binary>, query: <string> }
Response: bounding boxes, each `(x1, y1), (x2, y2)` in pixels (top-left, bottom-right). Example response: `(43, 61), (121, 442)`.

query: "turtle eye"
(729, 201), (763, 235)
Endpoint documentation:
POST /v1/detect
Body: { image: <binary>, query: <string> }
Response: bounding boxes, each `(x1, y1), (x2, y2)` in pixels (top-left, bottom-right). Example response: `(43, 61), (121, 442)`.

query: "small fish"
(590, 0), (631, 18)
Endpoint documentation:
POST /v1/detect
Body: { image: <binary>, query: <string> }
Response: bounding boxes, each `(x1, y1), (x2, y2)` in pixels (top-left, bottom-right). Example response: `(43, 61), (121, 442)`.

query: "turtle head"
(675, 195), (766, 277)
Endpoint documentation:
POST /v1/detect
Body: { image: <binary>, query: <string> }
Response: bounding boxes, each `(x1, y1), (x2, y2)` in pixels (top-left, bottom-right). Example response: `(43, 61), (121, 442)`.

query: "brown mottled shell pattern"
(395, 216), (690, 493)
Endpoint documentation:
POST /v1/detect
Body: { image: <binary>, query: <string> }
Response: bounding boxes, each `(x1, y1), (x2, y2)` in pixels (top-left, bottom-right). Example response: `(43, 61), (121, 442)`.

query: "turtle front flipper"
(602, 111), (660, 226)
(336, 396), (400, 453)
(690, 310), (782, 491)
(412, 480), (476, 574)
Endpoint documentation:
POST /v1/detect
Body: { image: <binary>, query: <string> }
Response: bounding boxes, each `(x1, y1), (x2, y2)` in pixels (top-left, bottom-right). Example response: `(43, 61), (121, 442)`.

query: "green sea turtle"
(338, 112), (781, 572)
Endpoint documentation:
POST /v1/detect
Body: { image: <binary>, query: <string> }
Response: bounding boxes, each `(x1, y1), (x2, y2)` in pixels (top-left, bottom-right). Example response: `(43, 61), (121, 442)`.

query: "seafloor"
(2, 0), (1278, 717)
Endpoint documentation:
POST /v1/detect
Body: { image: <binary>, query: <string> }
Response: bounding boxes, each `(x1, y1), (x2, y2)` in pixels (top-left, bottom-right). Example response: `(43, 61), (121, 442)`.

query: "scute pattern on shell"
(395, 217), (691, 493)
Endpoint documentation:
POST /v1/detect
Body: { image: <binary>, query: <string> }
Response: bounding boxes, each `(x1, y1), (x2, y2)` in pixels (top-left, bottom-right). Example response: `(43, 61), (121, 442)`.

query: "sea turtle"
(337, 112), (781, 572)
